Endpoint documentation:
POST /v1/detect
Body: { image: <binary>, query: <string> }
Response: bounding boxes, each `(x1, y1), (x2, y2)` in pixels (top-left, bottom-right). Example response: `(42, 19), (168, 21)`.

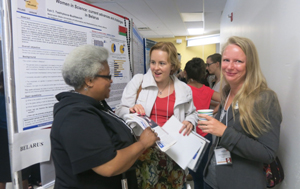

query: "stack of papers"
(124, 113), (177, 152)
(163, 116), (210, 170)
(124, 114), (210, 170)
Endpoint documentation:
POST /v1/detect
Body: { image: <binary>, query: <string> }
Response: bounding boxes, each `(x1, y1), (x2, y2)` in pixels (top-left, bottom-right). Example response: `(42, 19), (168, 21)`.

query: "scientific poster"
(144, 38), (157, 73)
(10, 0), (130, 131)
(132, 22), (144, 74)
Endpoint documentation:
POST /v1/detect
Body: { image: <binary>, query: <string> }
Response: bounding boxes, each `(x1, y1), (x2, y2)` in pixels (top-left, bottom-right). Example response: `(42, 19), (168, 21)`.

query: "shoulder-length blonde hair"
(149, 42), (181, 75)
(220, 36), (281, 138)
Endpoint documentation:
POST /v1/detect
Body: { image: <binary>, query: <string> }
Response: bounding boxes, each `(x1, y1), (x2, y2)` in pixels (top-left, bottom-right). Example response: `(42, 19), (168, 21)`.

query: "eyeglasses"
(206, 62), (217, 67)
(95, 74), (112, 80)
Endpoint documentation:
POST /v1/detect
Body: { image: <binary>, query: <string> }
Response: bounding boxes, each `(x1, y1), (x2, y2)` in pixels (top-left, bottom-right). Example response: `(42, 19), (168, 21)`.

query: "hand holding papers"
(124, 113), (176, 152)
(124, 114), (210, 170)
(163, 116), (210, 170)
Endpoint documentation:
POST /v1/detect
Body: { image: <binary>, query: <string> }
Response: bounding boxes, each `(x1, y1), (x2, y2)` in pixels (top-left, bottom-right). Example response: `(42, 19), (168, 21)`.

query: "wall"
(220, 0), (300, 188)
(149, 36), (216, 69)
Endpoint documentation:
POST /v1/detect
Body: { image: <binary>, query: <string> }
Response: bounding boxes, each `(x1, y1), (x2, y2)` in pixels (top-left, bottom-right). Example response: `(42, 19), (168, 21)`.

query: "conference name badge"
(214, 147), (232, 165)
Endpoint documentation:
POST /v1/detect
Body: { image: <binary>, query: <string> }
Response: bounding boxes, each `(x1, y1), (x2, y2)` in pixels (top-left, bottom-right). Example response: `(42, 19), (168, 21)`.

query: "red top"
(188, 84), (214, 136)
(150, 91), (175, 126)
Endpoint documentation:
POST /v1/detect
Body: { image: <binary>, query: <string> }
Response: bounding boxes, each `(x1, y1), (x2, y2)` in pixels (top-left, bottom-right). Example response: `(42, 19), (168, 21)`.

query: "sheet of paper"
(163, 116), (206, 169)
(154, 127), (177, 152)
(12, 129), (51, 172)
(187, 133), (208, 170)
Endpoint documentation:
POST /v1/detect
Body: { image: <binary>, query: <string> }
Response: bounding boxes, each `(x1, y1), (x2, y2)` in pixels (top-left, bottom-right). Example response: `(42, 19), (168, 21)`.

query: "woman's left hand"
(198, 114), (226, 137)
(179, 120), (194, 136)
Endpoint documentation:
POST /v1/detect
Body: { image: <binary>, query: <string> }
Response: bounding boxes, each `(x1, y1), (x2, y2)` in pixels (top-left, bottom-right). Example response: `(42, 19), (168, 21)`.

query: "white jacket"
(115, 69), (198, 126)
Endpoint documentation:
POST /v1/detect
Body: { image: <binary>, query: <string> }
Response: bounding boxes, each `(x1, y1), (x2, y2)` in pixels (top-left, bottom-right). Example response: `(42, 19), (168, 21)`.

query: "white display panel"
(132, 22), (144, 75)
(10, 0), (130, 131)
(144, 38), (156, 73)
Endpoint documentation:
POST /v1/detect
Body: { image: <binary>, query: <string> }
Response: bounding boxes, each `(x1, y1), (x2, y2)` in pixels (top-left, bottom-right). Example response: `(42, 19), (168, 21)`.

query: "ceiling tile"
(175, 0), (204, 13)
(204, 12), (222, 34)
(204, 0), (227, 12)
(85, 0), (227, 38)
(185, 21), (204, 29)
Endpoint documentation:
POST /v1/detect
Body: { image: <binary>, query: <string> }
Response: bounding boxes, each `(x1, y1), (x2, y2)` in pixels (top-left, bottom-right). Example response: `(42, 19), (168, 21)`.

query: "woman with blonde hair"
(198, 36), (282, 189)
(116, 42), (198, 189)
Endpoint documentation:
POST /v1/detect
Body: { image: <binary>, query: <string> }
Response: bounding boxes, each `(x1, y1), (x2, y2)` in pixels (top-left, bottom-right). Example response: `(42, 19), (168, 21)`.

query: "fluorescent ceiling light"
(181, 13), (203, 22)
(187, 28), (204, 35)
(187, 34), (220, 47)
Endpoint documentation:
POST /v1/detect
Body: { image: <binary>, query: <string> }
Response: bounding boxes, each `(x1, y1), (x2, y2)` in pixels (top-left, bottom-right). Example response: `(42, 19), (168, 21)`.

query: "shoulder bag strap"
(135, 75), (143, 101)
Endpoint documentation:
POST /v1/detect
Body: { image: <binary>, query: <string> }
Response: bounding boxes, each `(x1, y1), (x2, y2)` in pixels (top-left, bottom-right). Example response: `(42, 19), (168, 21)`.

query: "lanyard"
(71, 91), (132, 132)
(102, 108), (134, 134)
(224, 91), (231, 127)
(154, 80), (170, 125)
(215, 91), (230, 148)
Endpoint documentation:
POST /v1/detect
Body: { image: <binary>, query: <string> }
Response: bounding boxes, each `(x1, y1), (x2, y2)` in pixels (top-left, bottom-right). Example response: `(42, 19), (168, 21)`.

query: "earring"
(84, 87), (88, 91)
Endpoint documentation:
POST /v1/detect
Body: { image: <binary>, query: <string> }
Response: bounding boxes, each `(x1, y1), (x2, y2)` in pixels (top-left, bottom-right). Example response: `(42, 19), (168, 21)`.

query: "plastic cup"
(197, 109), (213, 121)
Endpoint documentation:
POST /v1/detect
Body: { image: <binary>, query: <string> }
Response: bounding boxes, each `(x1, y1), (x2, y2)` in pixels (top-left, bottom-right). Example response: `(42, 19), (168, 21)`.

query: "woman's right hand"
(139, 127), (160, 149)
(92, 127), (159, 177)
(198, 114), (227, 137)
(129, 104), (145, 115)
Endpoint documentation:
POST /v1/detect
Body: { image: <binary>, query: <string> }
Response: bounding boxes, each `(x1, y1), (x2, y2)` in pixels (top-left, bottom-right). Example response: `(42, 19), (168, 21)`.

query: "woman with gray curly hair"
(50, 45), (159, 189)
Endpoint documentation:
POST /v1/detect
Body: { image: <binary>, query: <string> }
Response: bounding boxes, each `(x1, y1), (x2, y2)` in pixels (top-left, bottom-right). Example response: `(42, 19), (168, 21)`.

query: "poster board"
(144, 38), (157, 73)
(1, 0), (132, 187)
(11, 0), (131, 132)
(132, 21), (145, 75)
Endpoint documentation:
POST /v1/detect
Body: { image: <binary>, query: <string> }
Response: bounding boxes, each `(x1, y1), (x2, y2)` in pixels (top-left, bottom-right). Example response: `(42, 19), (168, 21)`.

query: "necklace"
(158, 79), (170, 95)
(155, 81), (170, 124)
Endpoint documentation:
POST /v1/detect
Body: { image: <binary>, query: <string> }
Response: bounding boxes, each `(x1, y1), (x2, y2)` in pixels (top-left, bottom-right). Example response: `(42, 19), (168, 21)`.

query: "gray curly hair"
(62, 45), (109, 89)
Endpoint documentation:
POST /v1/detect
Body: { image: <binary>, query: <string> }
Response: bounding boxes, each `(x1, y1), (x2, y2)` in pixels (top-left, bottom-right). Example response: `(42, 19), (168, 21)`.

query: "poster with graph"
(10, 0), (130, 132)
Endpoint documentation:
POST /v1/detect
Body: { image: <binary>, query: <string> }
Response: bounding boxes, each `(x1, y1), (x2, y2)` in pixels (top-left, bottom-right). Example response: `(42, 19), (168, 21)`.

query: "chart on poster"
(10, 0), (131, 131)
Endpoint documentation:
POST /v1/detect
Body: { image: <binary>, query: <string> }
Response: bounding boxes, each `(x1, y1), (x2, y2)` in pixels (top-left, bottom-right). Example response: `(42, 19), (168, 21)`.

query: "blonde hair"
(220, 36), (281, 137)
(150, 42), (181, 75)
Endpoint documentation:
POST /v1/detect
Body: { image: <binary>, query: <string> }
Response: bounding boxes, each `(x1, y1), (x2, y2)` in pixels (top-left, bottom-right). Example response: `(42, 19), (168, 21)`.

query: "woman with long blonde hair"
(198, 36), (282, 189)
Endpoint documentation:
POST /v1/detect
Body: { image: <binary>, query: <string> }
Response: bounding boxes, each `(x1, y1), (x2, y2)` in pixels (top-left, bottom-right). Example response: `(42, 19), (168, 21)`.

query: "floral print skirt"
(136, 146), (186, 189)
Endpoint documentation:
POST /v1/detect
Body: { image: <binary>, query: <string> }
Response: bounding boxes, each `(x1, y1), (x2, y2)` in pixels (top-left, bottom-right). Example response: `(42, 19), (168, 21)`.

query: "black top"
(50, 92), (137, 189)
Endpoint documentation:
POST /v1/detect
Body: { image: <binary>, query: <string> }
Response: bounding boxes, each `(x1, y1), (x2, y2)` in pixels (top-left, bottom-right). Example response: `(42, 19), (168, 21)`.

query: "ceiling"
(83, 0), (227, 38)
